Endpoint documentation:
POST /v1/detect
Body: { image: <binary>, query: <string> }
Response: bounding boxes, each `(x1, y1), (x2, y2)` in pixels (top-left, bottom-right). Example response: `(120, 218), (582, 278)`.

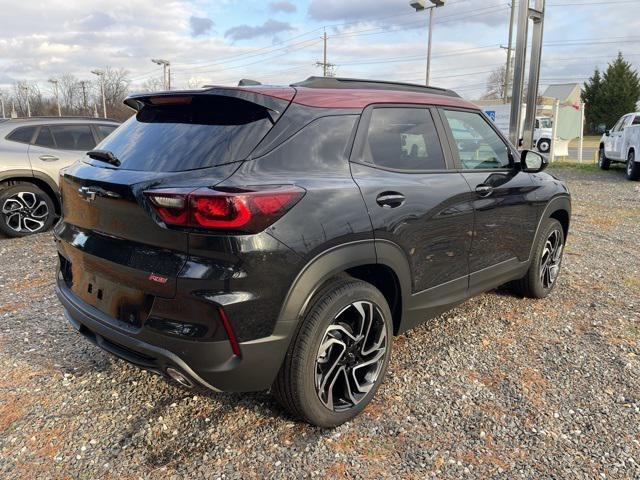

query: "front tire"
(598, 146), (611, 170)
(514, 218), (565, 299)
(626, 150), (640, 180)
(0, 183), (55, 237)
(537, 138), (551, 153)
(273, 277), (393, 427)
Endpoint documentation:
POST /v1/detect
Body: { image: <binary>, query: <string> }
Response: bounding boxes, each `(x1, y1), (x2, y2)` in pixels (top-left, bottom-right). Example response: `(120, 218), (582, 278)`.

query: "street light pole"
(20, 85), (31, 117)
(48, 78), (61, 116)
(0, 93), (5, 119)
(91, 69), (107, 119)
(152, 59), (171, 90)
(410, 0), (445, 86)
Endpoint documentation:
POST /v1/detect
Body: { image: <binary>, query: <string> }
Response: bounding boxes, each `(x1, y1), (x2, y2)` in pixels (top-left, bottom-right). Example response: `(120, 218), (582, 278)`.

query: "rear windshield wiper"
(87, 149), (121, 167)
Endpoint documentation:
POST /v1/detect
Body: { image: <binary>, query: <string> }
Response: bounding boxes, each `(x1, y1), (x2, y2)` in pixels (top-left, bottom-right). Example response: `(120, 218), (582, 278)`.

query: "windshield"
(538, 118), (552, 129)
(93, 95), (274, 172)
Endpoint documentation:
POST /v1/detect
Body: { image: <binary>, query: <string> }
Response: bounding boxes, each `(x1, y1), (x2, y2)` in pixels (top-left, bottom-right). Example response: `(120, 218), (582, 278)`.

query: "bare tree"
(483, 66), (507, 100)
(95, 67), (132, 120)
(58, 74), (82, 113)
(12, 81), (49, 116)
(140, 76), (165, 92)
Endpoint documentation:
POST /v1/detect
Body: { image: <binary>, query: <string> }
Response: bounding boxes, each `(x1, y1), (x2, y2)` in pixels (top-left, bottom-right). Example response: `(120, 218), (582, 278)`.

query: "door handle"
(376, 192), (405, 208)
(475, 185), (493, 197)
(39, 154), (59, 162)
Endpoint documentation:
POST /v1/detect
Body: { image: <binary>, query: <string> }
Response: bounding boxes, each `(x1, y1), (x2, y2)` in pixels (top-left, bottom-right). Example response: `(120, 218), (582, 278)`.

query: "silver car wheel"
(315, 300), (387, 412)
(539, 229), (563, 289)
(2, 191), (50, 233)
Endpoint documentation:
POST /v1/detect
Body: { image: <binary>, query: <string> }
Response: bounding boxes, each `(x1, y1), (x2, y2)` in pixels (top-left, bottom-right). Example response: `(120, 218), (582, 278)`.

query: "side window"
(6, 126), (37, 144)
(96, 124), (117, 140)
(612, 116), (626, 132)
(633, 116), (640, 126)
(363, 107), (445, 171)
(34, 127), (56, 148)
(443, 110), (511, 170)
(49, 125), (96, 150)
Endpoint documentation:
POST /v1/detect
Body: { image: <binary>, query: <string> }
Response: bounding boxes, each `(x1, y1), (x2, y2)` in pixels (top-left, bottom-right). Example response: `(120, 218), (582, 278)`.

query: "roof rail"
(291, 76), (460, 98)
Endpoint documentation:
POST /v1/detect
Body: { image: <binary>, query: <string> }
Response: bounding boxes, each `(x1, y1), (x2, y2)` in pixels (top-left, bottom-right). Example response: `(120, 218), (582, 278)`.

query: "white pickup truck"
(599, 112), (640, 180)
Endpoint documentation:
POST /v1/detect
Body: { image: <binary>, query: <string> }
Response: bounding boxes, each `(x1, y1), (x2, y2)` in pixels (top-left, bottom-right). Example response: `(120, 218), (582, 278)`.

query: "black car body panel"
(55, 83), (571, 393)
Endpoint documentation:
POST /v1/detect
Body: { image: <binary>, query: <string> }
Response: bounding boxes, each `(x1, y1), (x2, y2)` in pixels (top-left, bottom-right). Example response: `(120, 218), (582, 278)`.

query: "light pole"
(48, 78), (61, 116)
(151, 59), (171, 90)
(0, 92), (5, 119)
(91, 69), (107, 119)
(20, 85), (31, 117)
(410, 0), (445, 86)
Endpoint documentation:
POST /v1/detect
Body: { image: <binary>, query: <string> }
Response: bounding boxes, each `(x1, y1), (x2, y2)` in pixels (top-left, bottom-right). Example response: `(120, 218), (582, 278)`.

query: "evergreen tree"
(581, 53), (640, 133)
(582, 68), (603, 133)
(600, 53), (640, 129)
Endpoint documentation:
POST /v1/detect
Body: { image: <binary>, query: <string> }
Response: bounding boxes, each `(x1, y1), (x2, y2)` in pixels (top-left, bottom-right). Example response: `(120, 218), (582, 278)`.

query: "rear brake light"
(144, 186), (305, 232)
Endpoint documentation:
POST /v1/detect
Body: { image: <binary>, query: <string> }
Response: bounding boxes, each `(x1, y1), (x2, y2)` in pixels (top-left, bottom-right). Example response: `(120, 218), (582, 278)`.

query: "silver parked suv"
(0, 117), (120, 237)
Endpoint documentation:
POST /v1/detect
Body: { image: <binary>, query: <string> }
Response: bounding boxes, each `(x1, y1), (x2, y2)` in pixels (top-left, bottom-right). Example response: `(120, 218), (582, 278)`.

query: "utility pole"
(315, 30), (335, 77)
(48, 78), (61, 116)
(91, 69), (107, 119)
(503, 1), (517, 103)
(323, 29), (327, 77)
(79, 81), (88, 115)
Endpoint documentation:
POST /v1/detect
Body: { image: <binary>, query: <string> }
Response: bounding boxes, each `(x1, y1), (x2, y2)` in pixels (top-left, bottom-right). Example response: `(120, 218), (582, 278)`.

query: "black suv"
(55, 77), (570, 427)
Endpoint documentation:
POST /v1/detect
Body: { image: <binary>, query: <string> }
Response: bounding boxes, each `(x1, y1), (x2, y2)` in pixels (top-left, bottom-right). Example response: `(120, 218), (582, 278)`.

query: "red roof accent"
(290, 87), (477, 110)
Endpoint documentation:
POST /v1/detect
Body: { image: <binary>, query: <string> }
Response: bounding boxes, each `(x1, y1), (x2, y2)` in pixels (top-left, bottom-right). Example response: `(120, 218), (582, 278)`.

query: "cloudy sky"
(0, 0), (639, 100)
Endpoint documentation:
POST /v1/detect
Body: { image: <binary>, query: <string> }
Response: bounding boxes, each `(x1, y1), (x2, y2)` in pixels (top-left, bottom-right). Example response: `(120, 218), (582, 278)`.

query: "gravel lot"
(1, 164), (638, 479)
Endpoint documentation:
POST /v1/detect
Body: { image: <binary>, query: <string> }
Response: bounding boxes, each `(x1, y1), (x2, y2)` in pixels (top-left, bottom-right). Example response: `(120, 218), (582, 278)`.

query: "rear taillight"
(144, 186), (305, 232)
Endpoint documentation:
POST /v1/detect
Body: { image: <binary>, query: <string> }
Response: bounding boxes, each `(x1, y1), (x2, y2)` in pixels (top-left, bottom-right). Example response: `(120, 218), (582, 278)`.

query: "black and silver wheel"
(598, 146), (610, 170)
(513, 218), (565, 298)
(537, 138), (551, 154)
(0, 184), (55, 237)
(273, 277), (393, 427)
(626, 150), (640, 180)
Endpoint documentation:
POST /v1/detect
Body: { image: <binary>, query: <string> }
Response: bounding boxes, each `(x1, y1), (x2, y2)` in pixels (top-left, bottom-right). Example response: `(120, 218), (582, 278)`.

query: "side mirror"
(521, 149), (548, 173)
(605, 130), (611, 137)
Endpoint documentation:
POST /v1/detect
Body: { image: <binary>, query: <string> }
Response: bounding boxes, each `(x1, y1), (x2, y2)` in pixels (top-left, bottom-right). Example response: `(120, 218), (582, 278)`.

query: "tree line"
(0, 68), (162, 121)
(582, 53), (640, 134)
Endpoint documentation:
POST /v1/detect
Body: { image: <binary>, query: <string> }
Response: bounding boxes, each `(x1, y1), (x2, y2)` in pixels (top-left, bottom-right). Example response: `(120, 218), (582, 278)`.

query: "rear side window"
(97, 95), (274, 172)
(35, 127), (55, 148)
(363, 108), (445, 171)
(443, 110), (511, 169)
(96, 124), (117, 140)
(50, 125), (96, 150)
(6, 126), (36, 144)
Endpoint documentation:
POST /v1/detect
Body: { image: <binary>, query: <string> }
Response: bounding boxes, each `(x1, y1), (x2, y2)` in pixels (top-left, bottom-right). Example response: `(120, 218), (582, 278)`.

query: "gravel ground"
(0, 164), (638, 479)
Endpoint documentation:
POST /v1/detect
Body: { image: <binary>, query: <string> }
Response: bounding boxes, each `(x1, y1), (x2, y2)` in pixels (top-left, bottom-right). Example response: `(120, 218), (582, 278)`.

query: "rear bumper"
(56, 278), (290, 392)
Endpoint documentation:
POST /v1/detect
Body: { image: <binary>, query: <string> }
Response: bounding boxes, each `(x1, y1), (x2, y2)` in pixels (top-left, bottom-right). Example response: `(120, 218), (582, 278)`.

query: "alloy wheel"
(627, 152), (634, 176)
(315, 301), (387, 412)
(540, 229), (563, 289)
(1, 191), (50, 233)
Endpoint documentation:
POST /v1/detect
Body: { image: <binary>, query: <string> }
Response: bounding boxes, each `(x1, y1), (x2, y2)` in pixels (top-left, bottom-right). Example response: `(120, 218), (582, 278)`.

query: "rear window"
(95, 95), (275, 172)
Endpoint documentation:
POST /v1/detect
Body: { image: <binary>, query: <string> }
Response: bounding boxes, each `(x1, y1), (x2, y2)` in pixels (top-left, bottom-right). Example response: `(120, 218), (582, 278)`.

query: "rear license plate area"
(71, 269), (153, 329)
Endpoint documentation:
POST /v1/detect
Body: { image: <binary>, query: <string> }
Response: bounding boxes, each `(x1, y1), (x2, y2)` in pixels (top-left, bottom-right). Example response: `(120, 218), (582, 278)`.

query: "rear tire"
(272, 277), (393, 427)
(513, 218), (565, 299)
(0, 183), (55, 237)
(598, 146), (610, 170)
(626, 150), (640, 180)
